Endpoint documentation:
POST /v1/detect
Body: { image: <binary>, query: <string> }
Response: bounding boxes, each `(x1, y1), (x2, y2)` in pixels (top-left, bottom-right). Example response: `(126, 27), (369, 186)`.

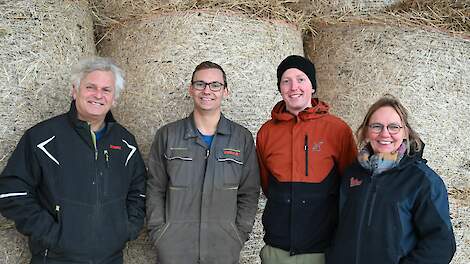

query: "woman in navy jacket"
(328, 94), (455, 264)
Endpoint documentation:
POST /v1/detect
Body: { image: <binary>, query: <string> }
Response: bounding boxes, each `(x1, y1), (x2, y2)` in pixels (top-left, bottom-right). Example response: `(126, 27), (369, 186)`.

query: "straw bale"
(0, 0), (96, 171)
(313, 0), (470, 38)
(0, 228), (30, 264)
(98, 10), (303, 161)
(90, 0), (314, 40)
(90, 0), (310, 24)
(123, 230), (157, 264)
(449, 195), (470, 264)
(306, 23), (469, 264)
(0, 0), (95, 262)
(286, 0), (401, 17)
(384, 0), (470, 36)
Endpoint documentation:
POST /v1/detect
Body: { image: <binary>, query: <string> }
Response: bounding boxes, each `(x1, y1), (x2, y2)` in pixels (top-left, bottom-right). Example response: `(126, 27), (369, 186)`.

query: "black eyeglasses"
(191, 81), (225, 92)
(368, 123), (403, 134)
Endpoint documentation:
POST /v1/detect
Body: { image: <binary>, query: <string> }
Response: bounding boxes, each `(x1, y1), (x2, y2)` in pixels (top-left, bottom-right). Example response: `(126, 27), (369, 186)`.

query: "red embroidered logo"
(223, 149), (240, 157)
(350, 177), (363, 187)
(110, 144), (122, 150)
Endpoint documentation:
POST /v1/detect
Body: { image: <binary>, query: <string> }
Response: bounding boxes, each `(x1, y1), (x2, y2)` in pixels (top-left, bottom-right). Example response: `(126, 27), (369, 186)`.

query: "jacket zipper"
(104, 150), (110, 168)
(354, 172), (375, 264)
(55, 205), (61, 222)
(90, 127), (100, 254)
(289, 181), (295, 255)
(199, 148), (210, 262)
(304, 135), (308, 177)
(367, 181), (378, 226)
(43, 248), (48, 264)
(42, 205), (61, 263)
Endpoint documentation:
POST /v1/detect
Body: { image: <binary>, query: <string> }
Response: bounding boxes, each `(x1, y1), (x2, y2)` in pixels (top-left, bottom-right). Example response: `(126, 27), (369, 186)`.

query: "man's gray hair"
(71, 57), (125, 99)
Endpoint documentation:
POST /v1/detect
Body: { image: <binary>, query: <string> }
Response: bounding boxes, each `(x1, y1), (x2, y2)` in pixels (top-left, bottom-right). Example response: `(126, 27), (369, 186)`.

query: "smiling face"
(189, 68), (228, 114)
(72, 70), (116, 127)
(279, 68), (313, 116)
(366, 106), (407, 154)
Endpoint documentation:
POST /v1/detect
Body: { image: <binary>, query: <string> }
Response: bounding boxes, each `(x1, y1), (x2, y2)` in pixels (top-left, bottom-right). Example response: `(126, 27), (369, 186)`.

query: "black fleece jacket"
(0, 101), (146, 264)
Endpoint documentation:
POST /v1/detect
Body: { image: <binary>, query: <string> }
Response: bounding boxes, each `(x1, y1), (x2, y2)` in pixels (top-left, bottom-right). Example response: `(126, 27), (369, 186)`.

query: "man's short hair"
(191, 61), (227, 88)
(71, 57), (125, 99)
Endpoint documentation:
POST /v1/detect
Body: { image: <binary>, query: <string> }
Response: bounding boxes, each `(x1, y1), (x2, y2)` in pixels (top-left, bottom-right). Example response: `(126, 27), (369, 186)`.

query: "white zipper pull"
(104, 150), (110, 168)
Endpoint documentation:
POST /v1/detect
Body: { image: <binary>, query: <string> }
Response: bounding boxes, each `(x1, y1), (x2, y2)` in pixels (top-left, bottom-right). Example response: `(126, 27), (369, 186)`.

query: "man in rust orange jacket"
(256, 55), (357, 264)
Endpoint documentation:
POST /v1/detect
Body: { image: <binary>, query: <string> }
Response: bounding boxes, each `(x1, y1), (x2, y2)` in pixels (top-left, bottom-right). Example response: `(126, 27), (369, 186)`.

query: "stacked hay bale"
(287, 0), (402, 16)
(98, 11), (304, 159)
(305, 1), (470, 263)
(92, 0), (307, 159)
(92, 1), (307, 263)
(0, 0), (96, 262)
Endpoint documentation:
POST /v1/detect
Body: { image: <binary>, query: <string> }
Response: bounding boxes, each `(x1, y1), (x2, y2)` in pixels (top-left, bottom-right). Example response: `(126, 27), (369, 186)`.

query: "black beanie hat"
(277, 55), (317, 92)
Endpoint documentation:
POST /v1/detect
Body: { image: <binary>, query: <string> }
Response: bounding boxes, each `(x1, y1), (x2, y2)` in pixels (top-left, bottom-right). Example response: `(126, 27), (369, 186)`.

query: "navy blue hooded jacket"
(327, 145), (455, 264)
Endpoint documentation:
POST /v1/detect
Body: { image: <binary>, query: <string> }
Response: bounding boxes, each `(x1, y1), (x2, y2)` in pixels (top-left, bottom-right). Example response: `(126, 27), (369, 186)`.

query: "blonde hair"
(356, 94), (422, 154)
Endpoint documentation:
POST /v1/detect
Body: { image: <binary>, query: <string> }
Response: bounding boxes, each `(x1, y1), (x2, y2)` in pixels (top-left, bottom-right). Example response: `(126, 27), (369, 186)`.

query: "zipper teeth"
(43, 248), (48, 264)
(304, 135), (308, 177)
(367, 192), (377, 226)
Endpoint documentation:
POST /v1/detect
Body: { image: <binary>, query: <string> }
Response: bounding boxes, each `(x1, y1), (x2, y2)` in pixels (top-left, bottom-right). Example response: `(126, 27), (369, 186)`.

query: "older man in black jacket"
(0, 57), (146, 264)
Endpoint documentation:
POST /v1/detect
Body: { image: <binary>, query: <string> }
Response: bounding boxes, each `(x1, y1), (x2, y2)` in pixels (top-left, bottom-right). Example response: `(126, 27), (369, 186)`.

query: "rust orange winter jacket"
(256, 98), (357, 255)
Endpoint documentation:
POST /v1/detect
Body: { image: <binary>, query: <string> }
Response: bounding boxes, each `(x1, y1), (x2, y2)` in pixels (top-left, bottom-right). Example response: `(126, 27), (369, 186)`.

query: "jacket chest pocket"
(215, 149), (244, 188)
(164, 148), (194, 187)
(102, 149), (130, 199)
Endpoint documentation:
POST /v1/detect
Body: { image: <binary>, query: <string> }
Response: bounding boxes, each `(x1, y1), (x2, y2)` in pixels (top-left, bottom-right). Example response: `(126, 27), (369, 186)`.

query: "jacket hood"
(271, 98), (330, 121)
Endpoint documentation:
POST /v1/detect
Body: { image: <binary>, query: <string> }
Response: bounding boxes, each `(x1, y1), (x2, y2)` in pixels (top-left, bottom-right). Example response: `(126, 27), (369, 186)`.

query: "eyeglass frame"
(368, 123), (403, 134)
(191, 80), (226, 92)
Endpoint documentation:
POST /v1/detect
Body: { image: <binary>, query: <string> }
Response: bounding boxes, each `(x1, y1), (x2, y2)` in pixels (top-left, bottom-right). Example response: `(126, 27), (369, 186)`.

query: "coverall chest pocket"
(164, 147), (193, 187)
(216, 148), (244, 188)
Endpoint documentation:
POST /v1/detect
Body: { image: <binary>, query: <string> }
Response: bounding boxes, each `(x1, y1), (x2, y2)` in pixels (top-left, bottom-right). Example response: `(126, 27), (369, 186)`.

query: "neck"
(286, 104), (312, 117)
(89, 120), (105, 132)
(193, 109), (220, 135)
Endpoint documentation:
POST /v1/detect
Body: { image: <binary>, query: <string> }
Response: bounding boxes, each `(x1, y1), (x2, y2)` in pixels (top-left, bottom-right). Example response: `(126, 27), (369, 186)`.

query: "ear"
(222, 87), (229, 98)
(71, 85), (77, 99)
(188, 84), (194, 96)
(403, 126), (410, 139)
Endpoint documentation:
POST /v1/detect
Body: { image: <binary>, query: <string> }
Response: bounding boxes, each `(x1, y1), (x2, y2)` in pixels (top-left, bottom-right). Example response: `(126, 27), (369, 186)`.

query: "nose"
(93, 88), (104, 98)
(290, 81), (302, 91)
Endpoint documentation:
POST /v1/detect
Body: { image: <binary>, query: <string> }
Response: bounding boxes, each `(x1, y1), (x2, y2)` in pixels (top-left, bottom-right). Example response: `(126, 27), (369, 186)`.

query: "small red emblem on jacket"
(110, 145), (122, 150)
(350, 177), (363, 187)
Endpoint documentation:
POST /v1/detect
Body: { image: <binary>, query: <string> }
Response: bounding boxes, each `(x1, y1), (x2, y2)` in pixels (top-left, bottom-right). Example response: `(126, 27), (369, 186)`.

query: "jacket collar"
(183, 112), (231, 139)
(271, 98), (330, 122)
(360, 142), (426, 177)
(67, 100), (116, 148)
(67, 100), (116, 130)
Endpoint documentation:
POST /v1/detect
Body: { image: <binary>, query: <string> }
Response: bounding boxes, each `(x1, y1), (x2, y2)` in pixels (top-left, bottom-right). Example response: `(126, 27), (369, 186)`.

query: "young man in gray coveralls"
(146, 61), (260, 264)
